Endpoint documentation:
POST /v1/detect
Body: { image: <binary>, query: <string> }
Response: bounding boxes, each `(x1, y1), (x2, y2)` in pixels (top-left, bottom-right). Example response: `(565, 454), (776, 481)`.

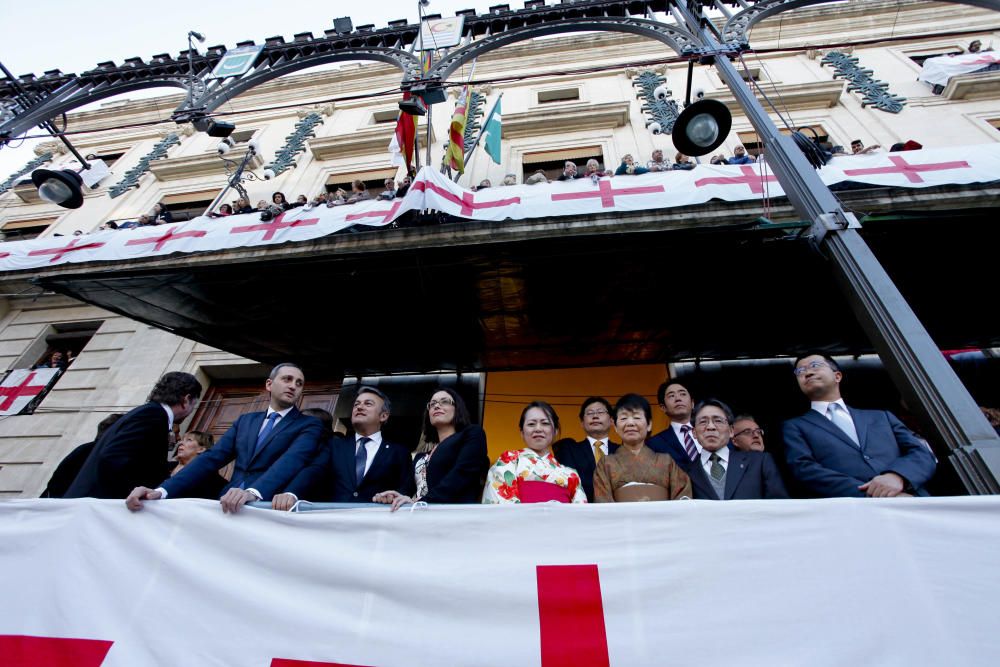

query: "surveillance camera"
(263, 168), (275, 180)
(217, 142), (230, 155)
(653, 85), (670, 101)
(648, 121), (662, 135)
(248, 138), (260, 153)
(694, 88), (706, 100)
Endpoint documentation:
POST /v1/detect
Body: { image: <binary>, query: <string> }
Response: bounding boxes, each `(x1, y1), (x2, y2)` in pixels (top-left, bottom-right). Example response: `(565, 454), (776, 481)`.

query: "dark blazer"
(419, 424), (490, 503)
(782, 406), (937, 498)
(42, 441), (95, 498)
(647, 426), (692, 468)
(283, 433), (416, 502)
(553, 437), (620, 503)
(161, 407), (322, 500)
(683, 445), (789, 500)
(64, 402), (169, 499)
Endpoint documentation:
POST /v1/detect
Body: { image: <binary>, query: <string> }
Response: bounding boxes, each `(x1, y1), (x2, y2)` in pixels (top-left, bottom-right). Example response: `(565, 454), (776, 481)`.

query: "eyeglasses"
(695, 416), (730, 427)
(584, 409), (609, 418)
(793, 360), (830, 376)
(734, 427), (764, 439)
(427, 398), (455, 410)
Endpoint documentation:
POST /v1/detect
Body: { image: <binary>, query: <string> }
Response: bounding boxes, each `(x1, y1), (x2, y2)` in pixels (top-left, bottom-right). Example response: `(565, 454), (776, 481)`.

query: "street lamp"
(31, 169), (85, 209)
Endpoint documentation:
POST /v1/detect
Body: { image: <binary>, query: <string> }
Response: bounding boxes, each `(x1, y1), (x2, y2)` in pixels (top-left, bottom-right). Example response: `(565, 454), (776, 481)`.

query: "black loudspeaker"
(333, 17), (353, 34)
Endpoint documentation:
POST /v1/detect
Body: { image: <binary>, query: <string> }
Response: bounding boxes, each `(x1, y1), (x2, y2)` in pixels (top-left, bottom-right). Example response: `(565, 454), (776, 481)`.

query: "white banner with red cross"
(1, 497), (998, 666)
(1, 144), (999, 274)
(0, 368), (60, 416)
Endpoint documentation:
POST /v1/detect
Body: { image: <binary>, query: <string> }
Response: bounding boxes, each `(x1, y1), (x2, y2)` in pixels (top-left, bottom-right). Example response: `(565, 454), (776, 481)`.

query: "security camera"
(217, 137), (234, 155)
(653, 85), (670, 101)
(263, 168), (275, 180)
(248, 138), (260, 153)
(648, 121), (663, 135)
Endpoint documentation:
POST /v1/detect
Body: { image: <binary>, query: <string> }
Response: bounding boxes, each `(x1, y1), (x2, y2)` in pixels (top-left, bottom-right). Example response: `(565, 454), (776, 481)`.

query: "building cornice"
(502, 100), (630, 140)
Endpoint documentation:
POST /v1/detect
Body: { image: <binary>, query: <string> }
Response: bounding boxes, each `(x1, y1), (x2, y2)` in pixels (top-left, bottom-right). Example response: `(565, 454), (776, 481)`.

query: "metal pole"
(673, 0), (1000, 492)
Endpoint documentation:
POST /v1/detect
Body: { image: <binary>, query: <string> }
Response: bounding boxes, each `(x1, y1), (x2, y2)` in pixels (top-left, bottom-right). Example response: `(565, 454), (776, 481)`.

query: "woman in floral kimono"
(482, 401), (587, 504)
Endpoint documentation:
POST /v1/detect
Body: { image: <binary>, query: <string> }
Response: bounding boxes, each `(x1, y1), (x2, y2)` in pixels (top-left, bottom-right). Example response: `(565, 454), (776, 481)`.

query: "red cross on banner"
(0, 634), (112, 667)
(414, 181), (521, 216)
(0, 370), (56, 414)
(27, 239), (106, 263)
(552, 180), (663, 208)
(0, 252), (9, 259)
(551, 179), (664, 208)
(695, 165), (779, 194)
(346, 201), (403, 225)
(231, 211), (320, 241)
(125, 226), (208, 252)
(843, 155), (971, 183)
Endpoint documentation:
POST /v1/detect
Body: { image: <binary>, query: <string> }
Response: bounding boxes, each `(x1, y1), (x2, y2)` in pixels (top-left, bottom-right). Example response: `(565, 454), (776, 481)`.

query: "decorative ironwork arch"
(427, 16), (698, 83)
(723, 0), (1000, 45)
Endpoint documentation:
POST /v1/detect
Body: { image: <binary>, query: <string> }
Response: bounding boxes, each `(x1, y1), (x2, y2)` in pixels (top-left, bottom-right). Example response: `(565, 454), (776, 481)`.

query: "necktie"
(680, 424), (698, 461)
(709, 452), (725, 481)
(827, 403), (860, 446)
(593, 441), (605, 464)
(253, 412), (279, 457)
(355, 436), (371, 485)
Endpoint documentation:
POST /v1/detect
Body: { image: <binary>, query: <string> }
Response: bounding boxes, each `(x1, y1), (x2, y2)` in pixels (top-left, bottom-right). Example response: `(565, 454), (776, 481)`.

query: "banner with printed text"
(1, 497), (998, 666)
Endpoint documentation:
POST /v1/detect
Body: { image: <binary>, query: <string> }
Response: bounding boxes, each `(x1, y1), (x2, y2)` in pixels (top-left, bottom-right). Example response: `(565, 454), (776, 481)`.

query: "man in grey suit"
(689, 398), (788, 500)
(782, 354), (936, 498)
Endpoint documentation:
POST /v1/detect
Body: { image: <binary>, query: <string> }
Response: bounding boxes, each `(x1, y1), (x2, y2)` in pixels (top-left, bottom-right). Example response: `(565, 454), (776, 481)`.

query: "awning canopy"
(31, 189), (1000, 377)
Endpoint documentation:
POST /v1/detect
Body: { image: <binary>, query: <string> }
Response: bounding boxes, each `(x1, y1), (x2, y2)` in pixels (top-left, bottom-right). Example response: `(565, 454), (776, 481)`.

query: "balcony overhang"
(501, 100), (630, 139)
(149, 148), (263, 181)
(16, 182), (999, 378)
(711, 79), (845, 112)
(942, 70), (1000, 100)
(309, 123), (435, 162)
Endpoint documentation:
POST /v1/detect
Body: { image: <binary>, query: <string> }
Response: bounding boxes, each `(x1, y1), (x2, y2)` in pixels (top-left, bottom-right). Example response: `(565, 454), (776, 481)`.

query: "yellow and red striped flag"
(444, 86), (470, 173)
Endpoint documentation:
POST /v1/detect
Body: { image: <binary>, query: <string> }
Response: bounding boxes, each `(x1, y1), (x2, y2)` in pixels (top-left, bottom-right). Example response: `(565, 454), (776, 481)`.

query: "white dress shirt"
(586, 436), (609, 457)
(699, 444), (730, 478)
(671, 421), (699, 450)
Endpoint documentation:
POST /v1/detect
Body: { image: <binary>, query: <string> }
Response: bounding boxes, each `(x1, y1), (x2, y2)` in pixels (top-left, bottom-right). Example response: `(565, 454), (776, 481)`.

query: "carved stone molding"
(710, 79), (845, 112)
(297, 103), (335, 119)
(502, 100), (630, 140)
(942, 70), (1000, 101)
(149, 147), (262, 181)
(34, 141), (66, 157)
(309, 124), (436, 161)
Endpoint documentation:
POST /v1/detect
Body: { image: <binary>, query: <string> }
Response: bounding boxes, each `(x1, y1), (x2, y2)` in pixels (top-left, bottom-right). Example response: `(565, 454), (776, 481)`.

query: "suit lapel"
(848, 407), (869, 450)
(244, 412), (267, 463)
(365, 440), (392, 483)
(684, 457), (719, 500)
(801, 410), (859, 451)
(723, 446), (748, 499)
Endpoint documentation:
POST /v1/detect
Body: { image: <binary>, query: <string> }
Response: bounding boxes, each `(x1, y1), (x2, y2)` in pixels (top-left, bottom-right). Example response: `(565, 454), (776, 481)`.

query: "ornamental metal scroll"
(108, 133), (181, 199)
(820, 51), (906, 113)
(263, 112), (324, 177)
(632, 70), (679, 135)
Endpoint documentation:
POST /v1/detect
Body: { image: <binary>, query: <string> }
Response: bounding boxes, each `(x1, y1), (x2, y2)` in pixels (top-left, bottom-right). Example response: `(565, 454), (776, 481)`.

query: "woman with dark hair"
(374, 388), (489, 510)
(482, 401), (586, 504)
(271, 192), (289, 210)
(152, 203), (174, 224)
(234, 197), (254, 214)
(594, 393), (691, 502)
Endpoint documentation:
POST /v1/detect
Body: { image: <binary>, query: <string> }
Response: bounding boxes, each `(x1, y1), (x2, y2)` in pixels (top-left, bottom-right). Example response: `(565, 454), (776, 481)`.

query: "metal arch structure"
(426, 16), (698, 83)
(722, 0), (1000, 44)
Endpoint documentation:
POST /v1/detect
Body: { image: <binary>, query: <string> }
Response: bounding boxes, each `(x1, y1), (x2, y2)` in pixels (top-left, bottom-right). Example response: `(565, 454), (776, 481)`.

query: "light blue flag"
(483, 98), (502, 165)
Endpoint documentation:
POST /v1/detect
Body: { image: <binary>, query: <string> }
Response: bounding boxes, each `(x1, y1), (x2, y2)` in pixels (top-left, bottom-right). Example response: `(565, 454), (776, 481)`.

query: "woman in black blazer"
(374, 388), (489, 510)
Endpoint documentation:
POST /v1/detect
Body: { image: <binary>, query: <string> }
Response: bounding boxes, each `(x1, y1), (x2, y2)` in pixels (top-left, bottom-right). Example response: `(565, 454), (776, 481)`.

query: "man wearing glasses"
(782, 354), (936, 498)
(732, 415), (765, 453)
(689, 399), (788, 500)
(554, 397), (620, 502)
(272, 385), (415, 508)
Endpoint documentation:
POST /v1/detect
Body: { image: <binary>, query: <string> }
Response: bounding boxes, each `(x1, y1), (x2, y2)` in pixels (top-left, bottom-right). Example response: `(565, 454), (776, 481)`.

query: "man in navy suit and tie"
(689, 399), (788, 500)
(553, 397), (620, 502)
(272, 385), (415, 508)
(126, 363), (323, 513)
(647, 379), (700, 467)
(782, 354), (937, 498)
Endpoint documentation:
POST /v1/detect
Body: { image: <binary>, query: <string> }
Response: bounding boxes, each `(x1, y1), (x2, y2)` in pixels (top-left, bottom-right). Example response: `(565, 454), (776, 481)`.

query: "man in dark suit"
(65, 373), (202, 499)
(42, 413), (123, 498)
(553, 397), (620, 502)
(272, 386), (415, 508)
(782, 354), (937, 498)
(689, 399), (788, 500)
(126, 363), (323, 513)
(647, 378), (700, 467)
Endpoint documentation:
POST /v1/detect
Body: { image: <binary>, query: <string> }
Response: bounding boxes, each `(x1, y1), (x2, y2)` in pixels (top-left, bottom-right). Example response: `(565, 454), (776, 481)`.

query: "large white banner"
(1, 497), (998, 666)
(1, 144), (999, 274)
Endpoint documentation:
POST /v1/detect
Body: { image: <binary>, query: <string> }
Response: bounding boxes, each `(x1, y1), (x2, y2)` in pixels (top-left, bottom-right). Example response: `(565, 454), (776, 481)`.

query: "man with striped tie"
(126, 363), (323, 513)
(647, 378), (701, 468)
